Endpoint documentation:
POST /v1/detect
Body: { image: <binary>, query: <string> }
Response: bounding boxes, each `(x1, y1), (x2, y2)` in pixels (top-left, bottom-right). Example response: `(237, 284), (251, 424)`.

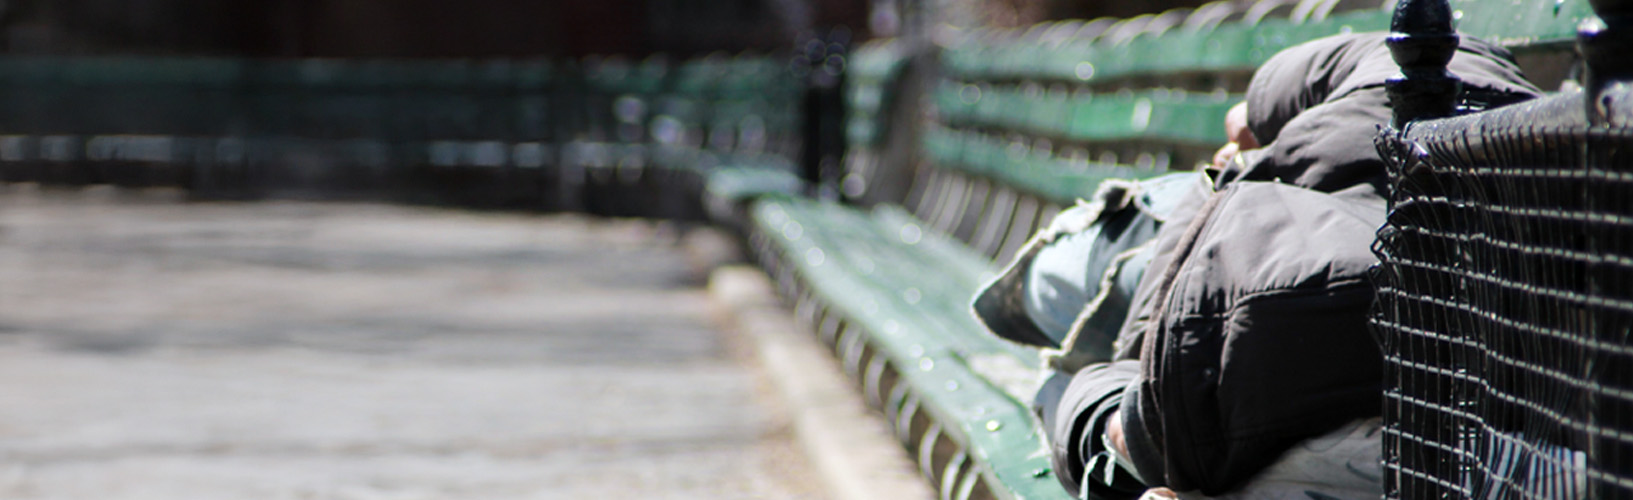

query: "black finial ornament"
(1580, 0), (1633, 127)
(1385, 0), (1463, 128)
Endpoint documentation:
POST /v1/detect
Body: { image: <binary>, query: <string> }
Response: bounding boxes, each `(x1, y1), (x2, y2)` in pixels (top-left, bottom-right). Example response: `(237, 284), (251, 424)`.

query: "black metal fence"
(1374, 0), (1633, 489)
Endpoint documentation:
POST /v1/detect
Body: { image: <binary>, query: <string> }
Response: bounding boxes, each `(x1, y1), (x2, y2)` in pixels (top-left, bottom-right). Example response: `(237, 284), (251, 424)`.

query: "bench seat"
(699, 161), (805, 224)
(749, 195), (1071, 500)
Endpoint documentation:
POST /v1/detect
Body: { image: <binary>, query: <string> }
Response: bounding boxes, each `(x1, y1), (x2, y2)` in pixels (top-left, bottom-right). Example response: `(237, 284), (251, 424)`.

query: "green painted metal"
(920, 125), (1156, 205)
(700, 159), (804, 203)
(947, 9), (1392, 84)
(934, 84), (1239, 147)
(851, 39), (912, 84)
(848, 40), (905, 148)
(1101, 10), (1388, 80)
(0, 56), (560, 141)
(947, 0), (1591, 87)
(1031, 87), (1074, 137)
(752, 197), (1069, 499)
(585, 56), (670, 95)
(1451, 0), (1598, 48)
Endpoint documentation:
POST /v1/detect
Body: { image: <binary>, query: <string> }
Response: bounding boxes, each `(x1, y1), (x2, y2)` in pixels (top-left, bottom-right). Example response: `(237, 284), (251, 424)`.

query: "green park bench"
(0, 56), (558, 204)
(737, 0), (1602, 497)
(567, 52), (803, 221)
(0, 52), (802, 218)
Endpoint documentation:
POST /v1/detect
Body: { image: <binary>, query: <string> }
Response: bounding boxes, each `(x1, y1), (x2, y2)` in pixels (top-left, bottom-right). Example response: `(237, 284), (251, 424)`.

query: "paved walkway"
(0, 187), (821, 500)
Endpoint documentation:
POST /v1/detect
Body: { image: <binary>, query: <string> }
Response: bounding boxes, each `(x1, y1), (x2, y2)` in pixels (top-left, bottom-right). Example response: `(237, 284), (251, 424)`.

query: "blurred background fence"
(0, 54), (801, 217)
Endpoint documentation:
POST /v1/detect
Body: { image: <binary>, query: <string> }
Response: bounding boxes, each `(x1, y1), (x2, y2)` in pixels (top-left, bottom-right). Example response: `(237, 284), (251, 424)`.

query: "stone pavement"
(0, 186), (822, 500)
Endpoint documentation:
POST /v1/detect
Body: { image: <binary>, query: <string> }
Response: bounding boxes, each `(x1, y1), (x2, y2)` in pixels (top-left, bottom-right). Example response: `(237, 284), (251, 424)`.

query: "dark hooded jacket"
(1222, 32), (1540, 197)
(1044, 32), (1540, 497)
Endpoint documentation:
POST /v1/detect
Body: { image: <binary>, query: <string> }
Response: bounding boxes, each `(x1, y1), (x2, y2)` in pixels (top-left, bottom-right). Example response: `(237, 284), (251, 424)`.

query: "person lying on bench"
(976, 32), (1539, 499)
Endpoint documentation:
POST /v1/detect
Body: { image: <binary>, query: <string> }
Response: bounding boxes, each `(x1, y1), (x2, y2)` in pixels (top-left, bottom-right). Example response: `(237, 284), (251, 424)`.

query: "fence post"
(1385, 0), (1462, 127)
(1579, 2), (1631, 498)
(1379, 2), (1463, 497)
(1580, 0), (1633, 127)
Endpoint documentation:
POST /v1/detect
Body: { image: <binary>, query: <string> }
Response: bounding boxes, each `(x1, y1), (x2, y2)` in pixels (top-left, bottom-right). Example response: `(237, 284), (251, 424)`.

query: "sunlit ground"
(0, 186), (820, 500)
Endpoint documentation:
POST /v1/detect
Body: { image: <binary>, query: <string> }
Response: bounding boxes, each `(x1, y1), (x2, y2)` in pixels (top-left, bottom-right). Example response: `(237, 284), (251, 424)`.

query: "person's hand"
(1211, 142), (1240, 170)
(1211, 101), (1257, 170)
(1225, 101), (1257, 149)
(1106, 409), (1128, 458)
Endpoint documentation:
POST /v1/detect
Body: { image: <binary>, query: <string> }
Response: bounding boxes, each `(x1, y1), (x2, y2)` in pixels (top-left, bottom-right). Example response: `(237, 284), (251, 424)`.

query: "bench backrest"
(847, 0), (1400, 265)
(846, 0), (1598, 265)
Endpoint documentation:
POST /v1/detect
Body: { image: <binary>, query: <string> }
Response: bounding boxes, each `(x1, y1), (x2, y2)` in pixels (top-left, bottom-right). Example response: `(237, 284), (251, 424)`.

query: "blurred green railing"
(0, 53), (803, 215)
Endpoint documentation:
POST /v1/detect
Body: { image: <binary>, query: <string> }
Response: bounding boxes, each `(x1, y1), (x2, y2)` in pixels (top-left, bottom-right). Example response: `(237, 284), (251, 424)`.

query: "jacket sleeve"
(1044, 360), (1146, 499)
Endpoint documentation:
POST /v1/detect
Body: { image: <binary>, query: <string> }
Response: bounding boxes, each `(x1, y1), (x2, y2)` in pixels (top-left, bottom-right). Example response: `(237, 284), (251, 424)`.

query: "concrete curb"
(709, 265), (935, 500)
